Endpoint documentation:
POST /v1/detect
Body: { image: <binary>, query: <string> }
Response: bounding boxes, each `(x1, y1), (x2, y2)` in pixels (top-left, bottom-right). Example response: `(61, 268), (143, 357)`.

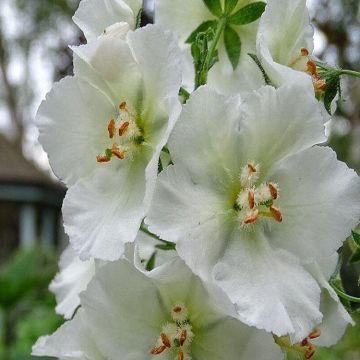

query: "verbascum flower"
(32, 258), (283, 360)
(36, 25), (182, 260)
(146, 85), (360, 341)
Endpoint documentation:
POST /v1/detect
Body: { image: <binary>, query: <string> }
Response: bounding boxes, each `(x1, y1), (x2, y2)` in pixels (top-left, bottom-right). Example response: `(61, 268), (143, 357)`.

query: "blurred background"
(0, 0), (359, 359)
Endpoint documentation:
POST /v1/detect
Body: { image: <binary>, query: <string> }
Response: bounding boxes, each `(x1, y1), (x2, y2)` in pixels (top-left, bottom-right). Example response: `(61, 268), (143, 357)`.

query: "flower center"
(150, 303), (194, 360)
(96, 101), (144, 163)
(234, 163), (283, 226)
(288, 48), (326, 95)
(274, 327), (321, 360)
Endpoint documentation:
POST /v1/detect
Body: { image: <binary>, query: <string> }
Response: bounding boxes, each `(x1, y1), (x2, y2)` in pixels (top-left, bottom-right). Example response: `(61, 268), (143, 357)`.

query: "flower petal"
(269, 146), (360, 261)
(50, 245), (95, 319)
(36, 76), (116, 186)
(239, 84), (327, 175)
(63, 158), (147, 261)
(73, 0), (142, 41)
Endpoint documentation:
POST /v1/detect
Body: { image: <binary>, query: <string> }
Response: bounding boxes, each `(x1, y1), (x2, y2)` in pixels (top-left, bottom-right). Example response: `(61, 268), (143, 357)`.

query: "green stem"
(140, 224), (174, 245)
(339, 69), (360, 79)
(196, 17), (227, 88)
(330, 280), (360, 303)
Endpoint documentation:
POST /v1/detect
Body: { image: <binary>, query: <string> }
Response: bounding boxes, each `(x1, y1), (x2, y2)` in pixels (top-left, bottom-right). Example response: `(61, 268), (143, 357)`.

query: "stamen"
(107, 119), (116, 139)
(268, 183), (278, 200)
(119, 101), (127, 110)
(315, 79), (326, 92)
(96, 155), (110, 163)
(270, 206), (283, 223)
(244, 209), (259, 225)
(150, 345), (167, 355)
(305, 344), (316, 359)
(306, 60), (318, 78)
(173, 306), (182, 313)
(248, 191), (255, 209)
(309, 328), (321, 340)
(111, 144), (125, 160)
(247, 163), (257, 174)
(301, 48), (309, 56)
(179, 329), (187, 346)
(178, 351), (184, 360)
(119, 121), (130, 136)
(161, 333), (171, 348)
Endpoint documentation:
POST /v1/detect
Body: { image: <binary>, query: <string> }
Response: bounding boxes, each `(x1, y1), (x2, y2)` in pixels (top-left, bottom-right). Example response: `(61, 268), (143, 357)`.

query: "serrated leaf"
(145, 251), (157, 271)
(224, 0), (238, 14)
(324, 75), (340, 114)
(224, 25), (241, 70)
(350, 248), (360, 264)
(228, 2), (266, 25)
(352, 230), (360, 247)
(203, 0), (223, 17)
(186, 20), (218, 44)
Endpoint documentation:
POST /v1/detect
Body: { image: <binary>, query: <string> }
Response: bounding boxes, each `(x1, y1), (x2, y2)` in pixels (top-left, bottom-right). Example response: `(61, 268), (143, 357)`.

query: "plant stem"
(340, 69), (360, 79)
(330, 281), (360, 303)
(196, 17), (227, 88)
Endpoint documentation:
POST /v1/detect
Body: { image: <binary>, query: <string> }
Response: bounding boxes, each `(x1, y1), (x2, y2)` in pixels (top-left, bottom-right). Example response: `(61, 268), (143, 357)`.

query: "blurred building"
(0, 134), (66, 263)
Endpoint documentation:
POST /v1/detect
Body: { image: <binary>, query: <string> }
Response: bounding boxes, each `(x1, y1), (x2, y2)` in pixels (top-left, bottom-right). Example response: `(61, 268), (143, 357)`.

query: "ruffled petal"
(35, 76), (116, 186)
(73, 0), (142, 41)
(269, 146), (360, 261)
(50, 245), (95, 319)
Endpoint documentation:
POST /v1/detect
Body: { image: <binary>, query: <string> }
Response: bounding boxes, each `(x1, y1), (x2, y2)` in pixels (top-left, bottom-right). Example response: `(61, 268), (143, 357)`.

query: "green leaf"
(224, 0), (239, 14)
(135, 8), (143, 28)
(248, 53), (273, 85)
(186, 20), (218, 44)
(350, 248), (360, 264)
(224, 25), (241, 70)
(352, 230), (360, 247)
(323, 75), (340, 114)
(155, 243), (177, 251)
(145, 252), (157, 271)
(228, 2), (266, 25)
(202, 0), (223, 17)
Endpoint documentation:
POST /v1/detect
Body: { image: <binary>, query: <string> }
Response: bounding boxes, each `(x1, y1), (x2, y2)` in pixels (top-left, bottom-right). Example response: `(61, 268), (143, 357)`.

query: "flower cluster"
(33, 0), (360, 359)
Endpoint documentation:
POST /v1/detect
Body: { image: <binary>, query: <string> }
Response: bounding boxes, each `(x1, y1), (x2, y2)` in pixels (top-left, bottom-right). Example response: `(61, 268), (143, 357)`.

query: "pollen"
(244, 209), (259, 225)
(107, 119), (116, 139)
(111, 144), (125, 160)
(96, 155), (110, 163)
(119, 121), (130, 136)
(268, 183), (278, 200)
(270, 206), (283, 223)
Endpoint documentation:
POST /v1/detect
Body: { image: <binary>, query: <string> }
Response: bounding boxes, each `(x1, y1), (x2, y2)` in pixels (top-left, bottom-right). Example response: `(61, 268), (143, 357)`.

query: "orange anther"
(315, 79), (326, 92)
(173, 306), (182, 313)
(305, 343), (316, 359)
(119, 101), (127, 110)
(307, 60), (318, 77)
(107, 119), (116, 139)
(244, 209), (259, 225)
(161, 333), (171, 348)
(178, 351), (184, 360)
(309, 327), (321, 340)
(179, 329), (187, 346)
(270, 206), (283, 223)
(301, 338), (309, 347)
(150, 345), (167, 355)
(96, 155), (110, 163)
(111, 144), (125, 160)
(248, 191), (255, 209)
(247, 163), (257, 173)
(119, 121), (130, 136)
(301, 48), (309, 56)
(268, 183), (278, 200)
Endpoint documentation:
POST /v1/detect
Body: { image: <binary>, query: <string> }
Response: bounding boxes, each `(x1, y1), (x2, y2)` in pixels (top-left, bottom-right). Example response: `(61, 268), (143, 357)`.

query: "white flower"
(155, 0), (266, 94)
(73, 0), (142, 41)
(257, 0), (324, 92)
(36, 25), (182, 260)
(50, 245), (95, 319)
(146, 85), (360, 341)
(33, 258), (283, 360)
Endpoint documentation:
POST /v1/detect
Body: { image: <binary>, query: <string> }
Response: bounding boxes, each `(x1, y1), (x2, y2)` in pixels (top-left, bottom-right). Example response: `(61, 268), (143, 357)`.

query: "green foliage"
(352, 231), (360, 248)
(224, 0), (239, 15)
(0, 247), (63, 359)
(228, 2), (266, 25)
(224, 25), (242, 70)
(186, 20), (218, 44)
(145, 252), (157, 271)
(202, 0), (223, 17)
